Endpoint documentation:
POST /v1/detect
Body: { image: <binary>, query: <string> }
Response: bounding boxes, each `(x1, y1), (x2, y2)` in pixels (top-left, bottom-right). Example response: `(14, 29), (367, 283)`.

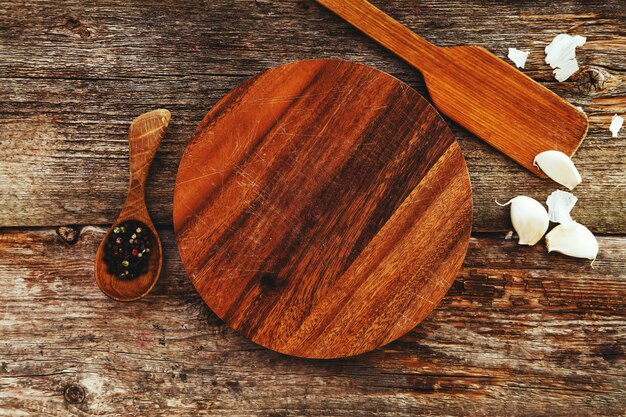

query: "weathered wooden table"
(1, 1), (624, 415)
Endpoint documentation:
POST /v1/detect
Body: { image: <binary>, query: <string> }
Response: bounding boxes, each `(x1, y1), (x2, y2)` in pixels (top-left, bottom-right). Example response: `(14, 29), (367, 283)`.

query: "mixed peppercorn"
(103, 220), (152, 280)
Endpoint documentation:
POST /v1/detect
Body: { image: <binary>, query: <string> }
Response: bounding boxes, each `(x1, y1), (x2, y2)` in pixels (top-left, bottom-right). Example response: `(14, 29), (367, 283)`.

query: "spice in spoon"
(103, 220), (152, 280)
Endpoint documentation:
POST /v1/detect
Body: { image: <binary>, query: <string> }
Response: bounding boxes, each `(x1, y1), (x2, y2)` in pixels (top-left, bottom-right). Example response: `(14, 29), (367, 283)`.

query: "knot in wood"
(63, 14), (92, 39)
(63, 384), (85, 404)
(574, 67), (606, 93)
(56, 226), (80, 245)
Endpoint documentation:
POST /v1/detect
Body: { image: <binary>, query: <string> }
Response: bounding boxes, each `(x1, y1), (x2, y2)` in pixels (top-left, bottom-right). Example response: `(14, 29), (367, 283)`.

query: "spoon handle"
(127, 109), (171, 190)
(119, 109), (171, 221)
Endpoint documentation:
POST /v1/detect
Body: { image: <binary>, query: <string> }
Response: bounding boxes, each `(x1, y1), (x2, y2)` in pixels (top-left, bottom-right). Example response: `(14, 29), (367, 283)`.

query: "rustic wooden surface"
(0, 0), (624, 415)
(94, 109), (170, 302)
(1, 0), (625, 232)
(1, 229), (625, 416)
(175, 59), (472, 358)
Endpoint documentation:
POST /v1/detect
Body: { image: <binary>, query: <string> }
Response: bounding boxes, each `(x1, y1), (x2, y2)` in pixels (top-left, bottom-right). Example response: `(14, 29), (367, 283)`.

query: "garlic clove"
(545, 222), (598, 260)
(546, 190), (577, 227)
(497, 196), (549, 246)
(534, 150), (582, 190)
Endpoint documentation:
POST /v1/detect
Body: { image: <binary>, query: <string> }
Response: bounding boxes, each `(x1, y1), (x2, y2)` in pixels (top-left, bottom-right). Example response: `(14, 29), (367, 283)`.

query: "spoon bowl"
(95, 219), (162, 301)
(94, 109), (171, 302)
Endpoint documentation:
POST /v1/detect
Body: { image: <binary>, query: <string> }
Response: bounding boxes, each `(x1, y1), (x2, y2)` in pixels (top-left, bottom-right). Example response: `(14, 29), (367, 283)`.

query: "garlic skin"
(498, 196), (549, 246)
(610, 114), (623, 138)
(546, 190), (577, 227)
(545, 222), (598, 260)
(544, 34), (586, 82)
(508, 48), (530, 69)
(534, 150), (582, 190)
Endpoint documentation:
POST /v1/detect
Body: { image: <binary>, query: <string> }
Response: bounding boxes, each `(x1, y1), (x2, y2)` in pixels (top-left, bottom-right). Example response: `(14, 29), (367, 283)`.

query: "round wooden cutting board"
(174, 59), (472, 359)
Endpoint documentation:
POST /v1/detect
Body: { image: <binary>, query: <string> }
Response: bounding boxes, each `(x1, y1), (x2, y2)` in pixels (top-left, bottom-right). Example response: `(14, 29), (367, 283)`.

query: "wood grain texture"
(174, 59), (472, 358)
(0, 0), (624, 232)
(94, 109), (170, 301)
(315, 0), (589, 174)
(0, 227), (624, 416)
(0, 0), (624, 414)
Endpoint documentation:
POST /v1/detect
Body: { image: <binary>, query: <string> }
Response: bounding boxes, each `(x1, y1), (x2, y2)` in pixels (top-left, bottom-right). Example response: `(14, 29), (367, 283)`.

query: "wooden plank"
(0, 0), (625, 231)
(1, 1), (624, 78)
(0, 76), (623, 231)
(0, 227), (624, 415)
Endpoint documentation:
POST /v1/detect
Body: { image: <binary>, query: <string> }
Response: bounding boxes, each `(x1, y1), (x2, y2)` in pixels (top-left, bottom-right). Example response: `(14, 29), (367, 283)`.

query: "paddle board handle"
(314, 0), (441, 74)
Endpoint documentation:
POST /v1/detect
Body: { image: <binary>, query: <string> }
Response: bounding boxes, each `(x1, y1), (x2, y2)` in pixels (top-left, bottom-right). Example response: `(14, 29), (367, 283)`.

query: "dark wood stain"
(174, 59), (472, 358)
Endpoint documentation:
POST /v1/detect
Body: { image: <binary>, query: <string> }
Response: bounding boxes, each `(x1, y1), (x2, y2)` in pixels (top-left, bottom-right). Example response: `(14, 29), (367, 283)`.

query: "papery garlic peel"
(534, 150), (582, 190)
(508, 48), (530, 69)
(546, 190), (577, 227)
(545, 34), (586, 82)
(610, 114), (624, 138)
(545, 222), (599, 260)
(497, 196), (549, 246)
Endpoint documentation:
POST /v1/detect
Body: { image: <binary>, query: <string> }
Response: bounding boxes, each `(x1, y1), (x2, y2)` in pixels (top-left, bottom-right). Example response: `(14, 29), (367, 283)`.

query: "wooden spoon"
(314, 0), (588, 175)
(94, 109), (171, 302)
